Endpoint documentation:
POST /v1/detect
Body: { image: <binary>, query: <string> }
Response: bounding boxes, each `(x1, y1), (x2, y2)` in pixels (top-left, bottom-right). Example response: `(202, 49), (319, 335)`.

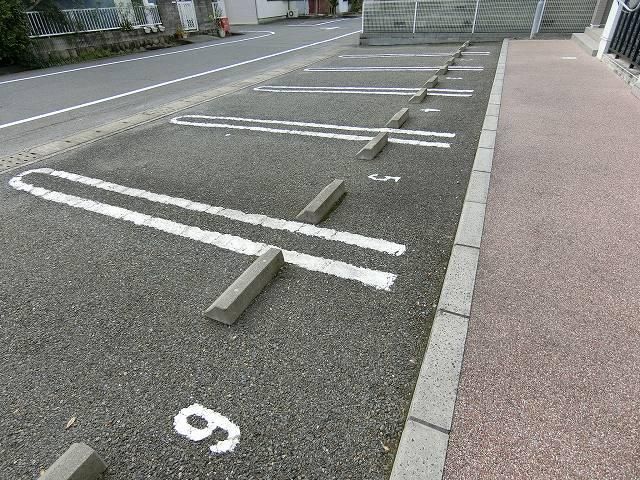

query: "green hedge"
(0, 0), (31, 65)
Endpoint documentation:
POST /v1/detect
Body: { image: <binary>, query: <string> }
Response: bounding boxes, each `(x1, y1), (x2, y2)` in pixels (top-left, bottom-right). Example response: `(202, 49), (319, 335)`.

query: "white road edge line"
(9, 168), (401, 290)
(171, 117), (452, 148)
(174, 115), (456, 138)
(0, 31), (276, 86)
(0, 30), (360, 131)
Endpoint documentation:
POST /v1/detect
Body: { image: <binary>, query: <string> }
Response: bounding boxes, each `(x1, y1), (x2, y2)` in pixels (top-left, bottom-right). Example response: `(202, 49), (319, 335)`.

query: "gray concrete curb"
(0, 46), (347, 174)
(389, 39), (509, 480)
(600, 54), (640, 102)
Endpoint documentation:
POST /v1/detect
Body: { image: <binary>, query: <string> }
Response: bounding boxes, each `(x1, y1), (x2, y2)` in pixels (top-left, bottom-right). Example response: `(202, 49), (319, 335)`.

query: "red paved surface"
(444, 40), (640, 479)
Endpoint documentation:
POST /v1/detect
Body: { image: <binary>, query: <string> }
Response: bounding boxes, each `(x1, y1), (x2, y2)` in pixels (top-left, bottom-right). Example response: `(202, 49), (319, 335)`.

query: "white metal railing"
(26, 6), (162, 38)
(362, 0), (598, 35)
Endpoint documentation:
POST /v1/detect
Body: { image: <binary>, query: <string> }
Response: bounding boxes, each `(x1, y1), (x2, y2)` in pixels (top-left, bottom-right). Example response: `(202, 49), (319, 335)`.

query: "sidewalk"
(444, 40), (640, 478)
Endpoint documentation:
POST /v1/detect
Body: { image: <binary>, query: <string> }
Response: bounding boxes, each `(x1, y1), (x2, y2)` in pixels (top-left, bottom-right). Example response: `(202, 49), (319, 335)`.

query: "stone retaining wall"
(30, 29), (177, 66)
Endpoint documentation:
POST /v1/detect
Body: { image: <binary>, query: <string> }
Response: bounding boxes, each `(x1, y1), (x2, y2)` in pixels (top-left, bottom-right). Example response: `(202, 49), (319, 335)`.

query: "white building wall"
(226, 0), (258, 24)
(295, 0), (309, 15)
(255, 0), (289, 20)
(227, 0), (349, 24)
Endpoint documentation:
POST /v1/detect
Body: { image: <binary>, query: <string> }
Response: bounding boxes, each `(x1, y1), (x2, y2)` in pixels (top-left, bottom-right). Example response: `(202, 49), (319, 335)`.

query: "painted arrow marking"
(10, 168), (404, 290)
(368, 174), (400, 183)
(171, 115), (455, 148)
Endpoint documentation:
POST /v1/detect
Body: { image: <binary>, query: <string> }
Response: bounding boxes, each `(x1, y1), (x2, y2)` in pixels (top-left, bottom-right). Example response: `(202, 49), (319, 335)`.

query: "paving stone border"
(0, 46), (346, 174)
(389, 39), (509, 480)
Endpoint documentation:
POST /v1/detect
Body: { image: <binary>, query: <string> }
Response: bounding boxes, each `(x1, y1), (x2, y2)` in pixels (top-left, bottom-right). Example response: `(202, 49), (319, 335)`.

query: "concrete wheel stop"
(386, 108), (409, 128)
(203, 248), (285, 325)
(409, 88), (429, 104)
(424, 75), (439, 89)
(356, 132), (389, 159)
(296, 179), (347, 223)
(39, 443), (106, 480)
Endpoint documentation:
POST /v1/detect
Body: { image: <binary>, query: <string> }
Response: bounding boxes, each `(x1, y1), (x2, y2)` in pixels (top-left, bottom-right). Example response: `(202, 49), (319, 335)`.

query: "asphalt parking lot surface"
(0, 42), (499, 479)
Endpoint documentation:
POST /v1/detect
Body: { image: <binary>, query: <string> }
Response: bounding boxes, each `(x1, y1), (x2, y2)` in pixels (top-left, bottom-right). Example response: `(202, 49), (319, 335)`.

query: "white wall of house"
(255, 0), (289, 20)
(226, 0), (259, 24)
(295, 0), (309, 15)
(227, 0), (350, 25)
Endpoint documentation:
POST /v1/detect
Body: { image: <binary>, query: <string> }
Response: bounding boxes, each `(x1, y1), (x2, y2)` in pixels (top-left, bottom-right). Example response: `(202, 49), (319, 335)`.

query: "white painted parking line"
(304, 66), (484, 72)
(0, 31), (276, 86)
(561, 56), (577, 60)
(421, 108), (441, 112)
(254, 85), (473, 98)
(0, 30), (360, 131)
(339, 52), (491, 58)
(174, 404), (240, 454)
(446, 77), (463, 80)
(171, 115), (452, 147)
(10, 168), (402, 290)
(172, 115), (455, 138)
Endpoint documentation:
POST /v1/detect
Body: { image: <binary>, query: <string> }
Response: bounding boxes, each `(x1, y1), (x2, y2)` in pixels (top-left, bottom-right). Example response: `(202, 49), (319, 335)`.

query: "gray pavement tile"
(407, 310), (469, 430)
(482, 115), (498, 131)
(472, 147), (494, 172)
(389, 420), (449, 480)
(454, 201), (486, 249)
(437, 245), (480, 317)
(465, 171), (491, 204)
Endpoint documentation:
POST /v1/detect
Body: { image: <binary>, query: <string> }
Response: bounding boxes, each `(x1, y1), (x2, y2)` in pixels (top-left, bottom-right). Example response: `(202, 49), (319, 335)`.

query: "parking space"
(0, 42), (499, 479)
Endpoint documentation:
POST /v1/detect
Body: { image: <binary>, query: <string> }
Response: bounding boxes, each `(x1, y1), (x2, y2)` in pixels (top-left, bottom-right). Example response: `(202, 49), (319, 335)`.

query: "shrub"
(0, 0), (31, 65)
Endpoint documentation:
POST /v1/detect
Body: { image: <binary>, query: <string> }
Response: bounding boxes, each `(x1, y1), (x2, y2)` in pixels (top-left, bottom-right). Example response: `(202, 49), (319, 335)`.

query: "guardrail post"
(530, 0), (546, 38)
(472, 0), (480, 34)
(412, 1), (418, 34)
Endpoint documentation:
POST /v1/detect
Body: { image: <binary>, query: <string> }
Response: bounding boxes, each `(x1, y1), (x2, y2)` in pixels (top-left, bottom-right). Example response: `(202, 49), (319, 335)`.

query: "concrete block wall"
(30, 29), (176, 66)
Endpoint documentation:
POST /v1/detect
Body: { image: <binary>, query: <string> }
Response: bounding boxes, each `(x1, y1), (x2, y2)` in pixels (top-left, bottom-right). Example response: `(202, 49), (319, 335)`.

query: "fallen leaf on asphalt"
(65, 417), (76, 430)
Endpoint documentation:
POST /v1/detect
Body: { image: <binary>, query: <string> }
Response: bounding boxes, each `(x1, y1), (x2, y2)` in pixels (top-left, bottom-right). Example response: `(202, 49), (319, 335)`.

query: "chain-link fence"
(362, 0), (598, 35)
(538, 0), (598, 33)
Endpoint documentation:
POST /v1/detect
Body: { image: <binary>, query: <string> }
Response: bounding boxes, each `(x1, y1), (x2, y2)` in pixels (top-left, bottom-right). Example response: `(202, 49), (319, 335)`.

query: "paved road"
(0, 17), (361, 156)
(0, 37), (499, 478)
